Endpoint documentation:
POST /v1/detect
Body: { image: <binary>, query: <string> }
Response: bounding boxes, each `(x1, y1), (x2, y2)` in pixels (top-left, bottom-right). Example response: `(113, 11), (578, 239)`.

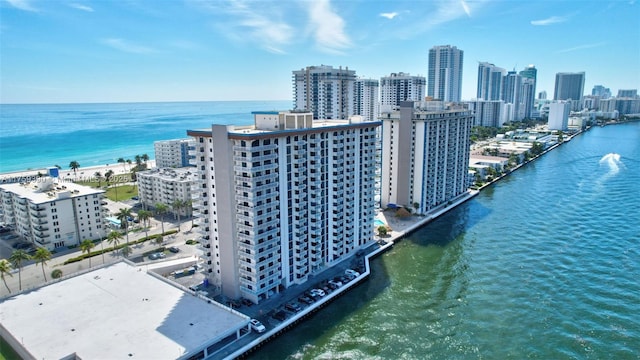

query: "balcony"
(34, 225), (49, 232)
(30, 205), (46, 211)
(30, 211), (47, 218)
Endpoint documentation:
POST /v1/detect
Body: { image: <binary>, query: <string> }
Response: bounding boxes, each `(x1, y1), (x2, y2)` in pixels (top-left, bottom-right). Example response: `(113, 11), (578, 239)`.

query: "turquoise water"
(0, 101), (290, 173)
(250, 122), (640, 359)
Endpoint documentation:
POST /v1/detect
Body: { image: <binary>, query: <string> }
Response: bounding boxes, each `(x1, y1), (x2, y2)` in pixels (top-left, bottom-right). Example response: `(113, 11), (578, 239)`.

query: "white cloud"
(556, 42), (606, 53)
(190, 0), (293, 54)
(5, 0), (38, 12)
(422, 0), (482, 29)
(380, 12), (399, 20)
(102, 38), (157, 54)
(306, 0), (351, 54)
(531, 15), (567, 26)
(69, 3), (94, 12)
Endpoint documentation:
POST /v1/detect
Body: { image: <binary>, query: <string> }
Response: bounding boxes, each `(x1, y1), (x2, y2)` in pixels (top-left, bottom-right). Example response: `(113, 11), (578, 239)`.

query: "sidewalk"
(0, 213), (200, 298)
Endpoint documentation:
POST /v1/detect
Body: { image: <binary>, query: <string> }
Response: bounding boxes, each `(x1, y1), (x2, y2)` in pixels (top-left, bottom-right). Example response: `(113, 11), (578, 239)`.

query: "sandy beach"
(0, 160), (156, 182)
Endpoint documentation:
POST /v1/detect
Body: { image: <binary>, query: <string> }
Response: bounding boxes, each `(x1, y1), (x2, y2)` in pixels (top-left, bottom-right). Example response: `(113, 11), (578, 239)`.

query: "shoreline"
(0, 160), (156, 183)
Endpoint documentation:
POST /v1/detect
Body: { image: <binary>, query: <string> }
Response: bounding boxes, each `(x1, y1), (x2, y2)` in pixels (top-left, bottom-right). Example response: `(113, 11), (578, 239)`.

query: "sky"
(1, 0), (639, 104)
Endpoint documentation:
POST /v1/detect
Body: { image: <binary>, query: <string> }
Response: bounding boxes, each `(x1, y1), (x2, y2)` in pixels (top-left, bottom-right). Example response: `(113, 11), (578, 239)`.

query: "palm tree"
(94, 171), (102, 187)
(10, 249), (31, 291)
(117, 157), (126, 171)
(137, 209), (152, 240)
(126, 159), (132, 170)
(69, 161), (80, 176)
(155, 203), (168, 234)
(185, 199), (195, 229)
(121, 245), (132, 258)
(172, 199), (184, 232)
(0, 259), (13, 294)
(104, 169), (114, 185)
(134, 154), (142, 169)
(80, 239), (95, 268)
(107, 231), (123, 257)
(32, 247), (52, 282)
(116, 208), (133, 245)
(141, 154), (149, 168)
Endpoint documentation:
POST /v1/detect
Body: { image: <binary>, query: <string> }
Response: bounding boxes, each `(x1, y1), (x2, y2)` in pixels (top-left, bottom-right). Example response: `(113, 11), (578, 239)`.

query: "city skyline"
(1, 0), (639, 104)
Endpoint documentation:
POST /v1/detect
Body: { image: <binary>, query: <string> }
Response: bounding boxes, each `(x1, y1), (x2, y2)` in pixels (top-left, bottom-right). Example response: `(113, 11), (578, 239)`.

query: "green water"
(250, 122), (640, 359)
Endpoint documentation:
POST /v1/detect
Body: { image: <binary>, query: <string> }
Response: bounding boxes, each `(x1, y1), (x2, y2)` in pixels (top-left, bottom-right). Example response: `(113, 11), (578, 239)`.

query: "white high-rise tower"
(428, 45), (464, 102)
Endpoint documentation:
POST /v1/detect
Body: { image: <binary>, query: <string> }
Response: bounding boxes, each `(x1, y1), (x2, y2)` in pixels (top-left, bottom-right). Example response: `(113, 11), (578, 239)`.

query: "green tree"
(32, 247), (52, 282)
(80, 239), (95, 268)
(141, 153), (149, 166)
(155, 235), (164, 246)
(69, 160), (80, 175)
(51, 269), (63, 279)
(172, 199), (185, 232)
(155, 203), (168, 234)
(121, 245), (132, 258)
(116, 208), (133, 245)
(137, 209), (152, 240)
(94, 171), (102, 187)
(377, 225), (388, 237)
(135, 154), (143, 169)
(0, 259), (13, 294)
(104, 169), (114, 185)
(117, 157), (126, 171)
(107, 231), (123, 257)
(10, 249), (31, 291)
(126, 159), (132, 170)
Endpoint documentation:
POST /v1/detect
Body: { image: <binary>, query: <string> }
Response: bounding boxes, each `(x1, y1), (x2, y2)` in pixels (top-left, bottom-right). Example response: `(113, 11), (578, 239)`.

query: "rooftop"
(0, 262), (249, 360)
(137, 167), (196, 182)
(0, 177), (104, 204)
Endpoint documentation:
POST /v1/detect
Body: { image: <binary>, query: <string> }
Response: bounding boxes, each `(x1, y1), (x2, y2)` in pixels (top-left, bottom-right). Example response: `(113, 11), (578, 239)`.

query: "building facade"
(476, 62), (504, 101)
(187, 111), (379, 303)
(428, 45), (464, 102)
(617, 89), (638, 98)
(548, 101), (571, 131)
(0, 178), (107, 251)
(592, 85), (611, 99)
(292, 65), (356, 120)
(137, 167), (195, 216)
(554, 72), (585, 102)
(380, 72), (426, 107)
(354, 78), (380, 121)
(519, 65), (537, 119)
(154, 139), (195, 168)
(465, 100), (506, 127)
(380, 101), (473, 215)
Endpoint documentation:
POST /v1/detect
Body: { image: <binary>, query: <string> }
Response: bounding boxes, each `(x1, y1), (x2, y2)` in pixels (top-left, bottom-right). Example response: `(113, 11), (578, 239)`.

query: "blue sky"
(1, 0), (639, 104)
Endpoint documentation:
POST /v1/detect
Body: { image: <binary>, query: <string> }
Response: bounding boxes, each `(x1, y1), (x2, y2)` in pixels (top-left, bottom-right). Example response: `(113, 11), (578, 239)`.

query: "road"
(0, 211), (202, 298)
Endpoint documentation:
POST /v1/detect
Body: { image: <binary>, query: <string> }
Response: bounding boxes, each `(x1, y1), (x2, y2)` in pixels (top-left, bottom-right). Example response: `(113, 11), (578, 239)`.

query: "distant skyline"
(1, 0), (639, 104)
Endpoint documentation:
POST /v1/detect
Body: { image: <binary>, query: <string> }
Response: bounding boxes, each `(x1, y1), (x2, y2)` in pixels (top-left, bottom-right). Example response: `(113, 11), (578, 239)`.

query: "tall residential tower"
(428, 45), (464, 102)
(380, 72), (426, 107)
(477, 62), (504, 101)
(187, 111), (379, 303)
(292, 65), (356, 120)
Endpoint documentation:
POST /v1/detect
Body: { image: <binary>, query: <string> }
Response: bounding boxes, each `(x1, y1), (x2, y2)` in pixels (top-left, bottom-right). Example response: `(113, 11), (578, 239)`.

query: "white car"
(310, 288), (326, 297)
(250, 319), (266, 333)
(345, 269), (360, 279)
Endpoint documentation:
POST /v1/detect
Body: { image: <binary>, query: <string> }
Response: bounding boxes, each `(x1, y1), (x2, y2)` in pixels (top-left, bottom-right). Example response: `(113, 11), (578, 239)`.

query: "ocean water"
(250, 122), (640, 359)
(0, 101), (290, 173)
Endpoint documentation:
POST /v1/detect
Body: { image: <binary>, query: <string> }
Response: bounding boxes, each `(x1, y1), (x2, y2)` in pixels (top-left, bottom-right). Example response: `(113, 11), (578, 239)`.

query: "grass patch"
(105, 185), (138, 202)
(0, 335), (21, 360)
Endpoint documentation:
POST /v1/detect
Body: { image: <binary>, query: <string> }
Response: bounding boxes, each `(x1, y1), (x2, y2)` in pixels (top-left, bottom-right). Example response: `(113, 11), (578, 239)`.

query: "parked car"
(131, 196), (139, 200)
(241, 298), (254, 306)
(329, 279), (343, 287)
(148, 252), (166, 260)
(309, 288), (326, 297)
(345, 269), (360, 279)
(228, 299), (241, 308)
(285, 302), (302, 312)
(298, 296), (314, 305)
(168, 246), (180, 253)
(272, 310), (287, 321)
(250, 319), (266, 333)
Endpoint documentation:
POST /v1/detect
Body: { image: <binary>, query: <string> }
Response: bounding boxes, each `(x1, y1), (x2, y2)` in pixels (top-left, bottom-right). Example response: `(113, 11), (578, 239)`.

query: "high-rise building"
(380, 72), (426, 107)
(477, 62), (504, 101)
(380, 101), (472, 214)
(0, 178), (107, 251)
(617, 89), (638, 98)
(354, 78), (379, 121)
(554, 72), (585, 101)
(548, 101), (571, 131)
(187, 111), (379, 303)
(154, 139), (195, 168)
(428, 45), (464, 102)
(292, 65), (356, 120)
(538, 91), (547, 100)
(592, 85), (611, 99)
(465, 100), (506, 127)
(519, 65), (537, 119)
(502, 71), (523, 120)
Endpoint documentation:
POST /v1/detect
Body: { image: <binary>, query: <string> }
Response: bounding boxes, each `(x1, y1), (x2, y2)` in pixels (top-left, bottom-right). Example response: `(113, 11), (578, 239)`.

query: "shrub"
(51, 269), (63, 279)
